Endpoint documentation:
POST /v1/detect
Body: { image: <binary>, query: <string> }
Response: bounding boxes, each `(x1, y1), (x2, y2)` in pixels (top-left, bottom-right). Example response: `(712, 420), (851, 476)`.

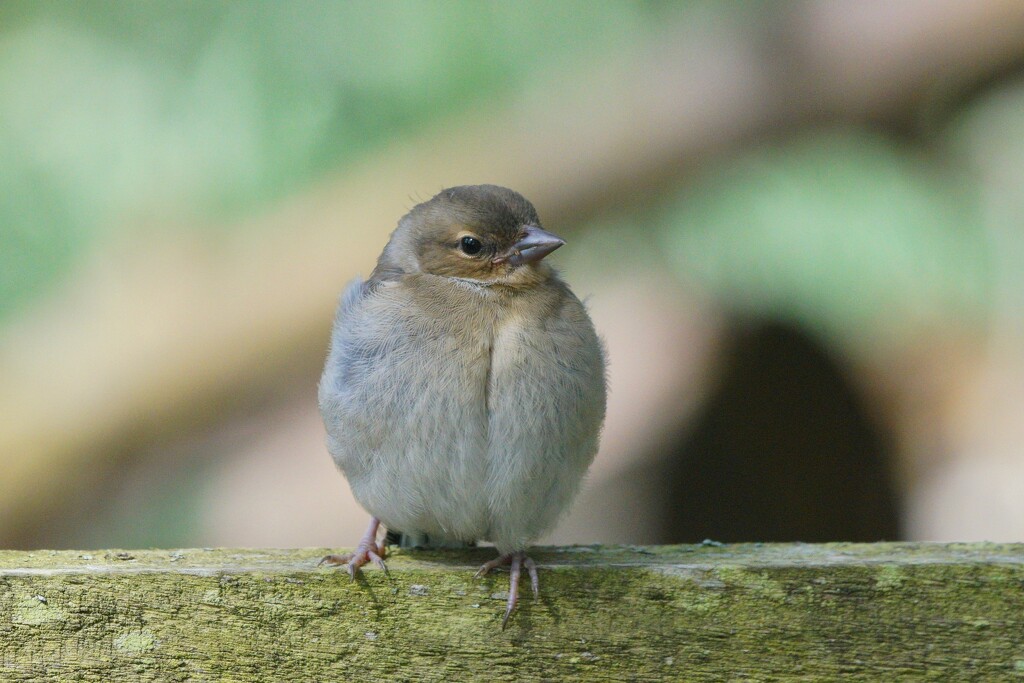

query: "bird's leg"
(318, 517), (388, 579)
(474, 550), (539, 628)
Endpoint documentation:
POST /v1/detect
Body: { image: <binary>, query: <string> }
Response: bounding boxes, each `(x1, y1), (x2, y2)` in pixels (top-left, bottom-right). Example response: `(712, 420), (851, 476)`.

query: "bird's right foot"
(318, 544), (387, 579)
(319, 517), (388, 579)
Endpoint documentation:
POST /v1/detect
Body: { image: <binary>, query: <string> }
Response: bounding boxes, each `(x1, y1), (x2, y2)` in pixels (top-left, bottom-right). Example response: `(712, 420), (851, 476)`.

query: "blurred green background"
(2, 1), (1023, 550)
(1, 1), (679, 319)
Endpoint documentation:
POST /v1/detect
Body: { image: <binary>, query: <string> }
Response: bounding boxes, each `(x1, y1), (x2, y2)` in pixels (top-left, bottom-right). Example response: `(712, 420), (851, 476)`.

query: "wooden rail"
(2, 543), (1023, 680)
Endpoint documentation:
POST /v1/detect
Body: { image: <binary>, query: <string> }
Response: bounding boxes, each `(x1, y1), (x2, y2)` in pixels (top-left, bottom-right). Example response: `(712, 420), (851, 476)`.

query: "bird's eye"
(459, 236), (482, 255)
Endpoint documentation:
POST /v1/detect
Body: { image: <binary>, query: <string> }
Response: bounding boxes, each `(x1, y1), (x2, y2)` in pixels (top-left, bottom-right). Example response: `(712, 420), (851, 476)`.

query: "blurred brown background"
(2, 1), (1023, 550)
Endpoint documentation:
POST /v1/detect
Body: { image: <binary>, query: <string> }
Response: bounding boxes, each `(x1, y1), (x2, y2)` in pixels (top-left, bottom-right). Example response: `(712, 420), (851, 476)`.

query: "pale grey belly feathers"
(318, 276), (606, 554)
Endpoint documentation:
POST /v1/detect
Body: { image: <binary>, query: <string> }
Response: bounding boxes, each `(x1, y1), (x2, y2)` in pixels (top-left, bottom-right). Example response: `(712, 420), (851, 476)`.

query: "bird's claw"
(475, 551), (539, 628)
(320, 517), (388, 578)
(318, 543), (387, 579)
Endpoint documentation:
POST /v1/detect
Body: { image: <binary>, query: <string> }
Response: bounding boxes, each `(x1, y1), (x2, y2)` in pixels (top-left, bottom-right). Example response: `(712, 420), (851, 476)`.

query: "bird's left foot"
(475, 551), (539, 628)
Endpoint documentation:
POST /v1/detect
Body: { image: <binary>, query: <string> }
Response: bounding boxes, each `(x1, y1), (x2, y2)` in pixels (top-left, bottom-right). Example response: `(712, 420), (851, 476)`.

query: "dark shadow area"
(655, 319), (901, 543)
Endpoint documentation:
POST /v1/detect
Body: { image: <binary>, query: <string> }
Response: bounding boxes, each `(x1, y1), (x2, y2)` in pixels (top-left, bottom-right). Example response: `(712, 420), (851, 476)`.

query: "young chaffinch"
(318, 185), (606, 626)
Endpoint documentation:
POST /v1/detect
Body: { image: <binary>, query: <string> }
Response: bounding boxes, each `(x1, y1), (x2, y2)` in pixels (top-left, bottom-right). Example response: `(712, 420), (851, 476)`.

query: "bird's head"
(381, 185), (565, 288)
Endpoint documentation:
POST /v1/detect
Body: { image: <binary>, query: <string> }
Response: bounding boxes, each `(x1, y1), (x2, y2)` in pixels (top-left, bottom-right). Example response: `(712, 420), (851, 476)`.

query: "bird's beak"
(505, 225), (565, 267)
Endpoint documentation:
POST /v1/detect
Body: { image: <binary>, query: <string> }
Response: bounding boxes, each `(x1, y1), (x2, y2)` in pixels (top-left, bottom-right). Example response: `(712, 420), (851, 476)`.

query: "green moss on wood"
(1, 543), (1023, 681)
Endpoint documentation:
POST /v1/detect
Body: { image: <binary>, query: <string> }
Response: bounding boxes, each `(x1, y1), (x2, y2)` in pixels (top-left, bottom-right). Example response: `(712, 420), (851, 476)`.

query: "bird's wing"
(337, 276), (368, 322)
(319, 276), (368, 401)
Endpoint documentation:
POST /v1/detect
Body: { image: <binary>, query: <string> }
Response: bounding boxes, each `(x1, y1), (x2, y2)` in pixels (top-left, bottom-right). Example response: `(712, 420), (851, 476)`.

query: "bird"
(317, 184), (607, 626)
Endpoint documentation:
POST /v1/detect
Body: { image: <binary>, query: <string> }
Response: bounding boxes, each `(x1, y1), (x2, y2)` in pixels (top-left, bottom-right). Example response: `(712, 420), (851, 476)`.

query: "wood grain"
(2, 543), (1023, 681)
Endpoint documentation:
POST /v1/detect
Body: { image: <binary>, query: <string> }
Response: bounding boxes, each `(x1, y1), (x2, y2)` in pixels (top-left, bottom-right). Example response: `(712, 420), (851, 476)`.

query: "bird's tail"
(384, 529), (475, 549)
